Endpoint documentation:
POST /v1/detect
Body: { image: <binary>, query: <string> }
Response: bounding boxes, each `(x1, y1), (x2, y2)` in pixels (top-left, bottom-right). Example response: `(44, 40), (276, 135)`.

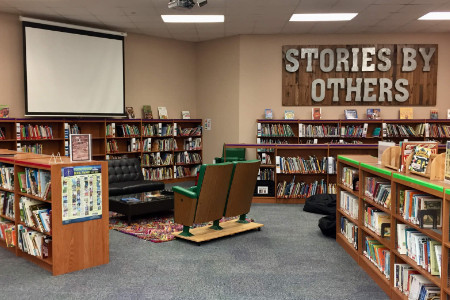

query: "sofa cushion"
(108, 158), (144, 184)
(109, 181), (164, 196)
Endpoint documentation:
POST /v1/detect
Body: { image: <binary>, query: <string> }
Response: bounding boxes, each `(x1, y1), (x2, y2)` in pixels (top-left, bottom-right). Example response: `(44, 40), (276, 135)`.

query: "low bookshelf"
(336, 154), (450, 299)
(0, 151), (109, 275)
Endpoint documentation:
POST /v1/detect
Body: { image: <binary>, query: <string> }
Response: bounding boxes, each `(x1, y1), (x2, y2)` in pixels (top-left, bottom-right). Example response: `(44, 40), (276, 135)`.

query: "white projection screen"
(23, 20), (125, 116)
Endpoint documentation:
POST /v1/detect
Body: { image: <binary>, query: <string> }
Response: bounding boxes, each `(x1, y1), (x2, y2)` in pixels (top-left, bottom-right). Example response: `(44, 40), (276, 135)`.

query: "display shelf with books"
(0, 153), (110, 275)
(0, 119), (19, 151)
(336, 154), (450, 299)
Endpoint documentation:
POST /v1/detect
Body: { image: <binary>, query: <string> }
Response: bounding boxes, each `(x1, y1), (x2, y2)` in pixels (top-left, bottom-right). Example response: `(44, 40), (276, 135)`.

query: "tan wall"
(0, 13), (24, 117)
(196, 36), (240, 163)
(238, 34), (450, 145)
(0, 12), (197, 120)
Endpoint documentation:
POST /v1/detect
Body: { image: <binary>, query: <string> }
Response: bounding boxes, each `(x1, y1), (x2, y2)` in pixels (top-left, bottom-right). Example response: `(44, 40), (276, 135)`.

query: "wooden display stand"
(174, 220), (263, 243)
(405, 152), (445, 180)
(380, 146), (401, 171)
(0, 153), (109, 275)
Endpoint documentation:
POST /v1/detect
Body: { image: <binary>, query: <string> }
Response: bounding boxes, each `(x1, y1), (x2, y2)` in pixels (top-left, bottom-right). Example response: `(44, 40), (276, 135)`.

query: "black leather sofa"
(108, 158), (164, 196)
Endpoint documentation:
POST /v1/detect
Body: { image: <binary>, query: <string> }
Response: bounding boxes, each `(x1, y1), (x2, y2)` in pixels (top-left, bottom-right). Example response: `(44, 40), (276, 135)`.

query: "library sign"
(282, 44), (437, 106)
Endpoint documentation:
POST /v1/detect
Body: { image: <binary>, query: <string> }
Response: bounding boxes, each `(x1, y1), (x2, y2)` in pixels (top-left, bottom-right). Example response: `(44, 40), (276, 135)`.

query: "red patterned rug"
(109, 212), (249, 243)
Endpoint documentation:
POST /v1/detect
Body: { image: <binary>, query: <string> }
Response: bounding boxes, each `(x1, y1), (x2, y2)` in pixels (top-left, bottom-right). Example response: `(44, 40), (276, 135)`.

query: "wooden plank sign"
(282, 44), (438, 106)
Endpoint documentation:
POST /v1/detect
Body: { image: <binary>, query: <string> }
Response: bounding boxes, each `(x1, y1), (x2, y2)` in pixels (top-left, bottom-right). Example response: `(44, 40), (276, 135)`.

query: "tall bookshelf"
(0, 151), (109, 275)
(336, 154), (450, 299)
(0, 118), (202, 183)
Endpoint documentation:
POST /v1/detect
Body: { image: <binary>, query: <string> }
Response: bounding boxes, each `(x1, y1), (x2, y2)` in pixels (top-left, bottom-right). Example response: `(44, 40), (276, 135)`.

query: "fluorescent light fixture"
(161, 15), (224, 23)
(419, 12), (450, 20)
(290, 13), (357, 22)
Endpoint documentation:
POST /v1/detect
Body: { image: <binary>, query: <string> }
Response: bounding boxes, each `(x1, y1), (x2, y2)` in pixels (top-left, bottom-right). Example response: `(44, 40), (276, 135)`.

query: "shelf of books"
(0, 118), (202, 184)
(0, 151), (109, 275)
(257, 119), (450, 146)
(336, 154), (450, 299)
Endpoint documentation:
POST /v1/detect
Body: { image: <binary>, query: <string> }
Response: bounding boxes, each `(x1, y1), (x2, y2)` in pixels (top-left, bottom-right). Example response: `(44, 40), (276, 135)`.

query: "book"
(344, 109), (358, 120)
(0, 105), (9, 118)
(265, 109), (273, 119)
(400, 107), (413, 119)
(284, 110), (294, 120)
(400, 141), (438, 172)
(409, 146), (432, 174)
(158, 107), (168, 119)
(430, 109), (438, 119)
(181, 111), (190, 119)
(69, 134), (92, 161)
(445, 141), (450, 183)
(372, 127), (381, 137)
(142, 105), (153, 119)
(312, 108), (321, 120)
(125, 107), (135, 119)
(366, 108), (380, 119)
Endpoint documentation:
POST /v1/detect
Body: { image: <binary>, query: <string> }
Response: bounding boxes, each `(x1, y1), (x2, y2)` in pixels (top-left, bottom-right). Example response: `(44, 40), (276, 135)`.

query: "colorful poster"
(61, 165), (102, 225)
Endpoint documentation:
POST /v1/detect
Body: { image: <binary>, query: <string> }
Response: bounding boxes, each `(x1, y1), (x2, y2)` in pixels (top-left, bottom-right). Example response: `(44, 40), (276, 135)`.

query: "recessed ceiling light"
(289, 13), (357, 22)
(161, 15), (224, 23)
(419, 12), (450, 20)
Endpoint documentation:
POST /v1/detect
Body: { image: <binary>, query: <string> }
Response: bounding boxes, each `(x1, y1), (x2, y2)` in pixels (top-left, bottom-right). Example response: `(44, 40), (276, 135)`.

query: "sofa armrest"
(173, 186), (197, 199)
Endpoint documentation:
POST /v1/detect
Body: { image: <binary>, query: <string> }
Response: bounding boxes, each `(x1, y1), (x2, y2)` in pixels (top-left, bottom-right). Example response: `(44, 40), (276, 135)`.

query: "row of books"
(257, 169), (274, 181)
(276, 156), (335, 174)
(382, 123), (424, 138)
(399, 190), (442, 228)
(340, 124), (368, 138)
(0, 192), (14, 218)
(341, 167), (359, 191)
(258, 153), (272, 165)
(16, 123), (54, 140)
(364, 205), (390, 237)
(127, 138), (142, 152)
(18, 168), (51, 199)
(106, 140), (119, 153)
(174, 165), (200, 178)
(175, 152), (201, 164)
(17, 143), (43, 154)
(151, 139), (177, 152)
(256, 138), (289, 145)
(0, 164), (14, 190)
(299, 124), (340, 138)
(178, 126), (201, 137)
(257, 123), (295, 137)
(17, 224), (51, 259)
(115, 124), (140, 137)
(397, 224), (441, 276)
(19, 197), (51, 233)
(64, 123), (81, 138)
(340, 217), (358, 250)
(364, 177), (391, 208)
(143, 167), (174, 181)
(0, 127), (6, 140)
(340, 191), (358, 220)
(427, 123), (450, 138)
(364, 236), (390, 280)
(142, 153), (173, 167)
(142, 123), (173, 137)
(182, 137), (201, 151)
(0, 219), (15, 246)
(394, 263), (440, 299)
(276, 178), (329, 198)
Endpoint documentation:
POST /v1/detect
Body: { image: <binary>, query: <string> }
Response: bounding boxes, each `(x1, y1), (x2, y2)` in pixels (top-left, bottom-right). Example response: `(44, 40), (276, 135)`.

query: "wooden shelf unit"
(0, 152), (109, 275)
(0, 118), (202, 184)
(336, 154), (450, 299)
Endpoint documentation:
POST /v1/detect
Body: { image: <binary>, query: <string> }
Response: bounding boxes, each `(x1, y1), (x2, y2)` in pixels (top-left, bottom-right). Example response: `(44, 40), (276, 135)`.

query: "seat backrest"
(108, 158), (144, 183)
(223, 147), (246, 161)
(224, 160), (261, 218)
(193, 162), (234, 223)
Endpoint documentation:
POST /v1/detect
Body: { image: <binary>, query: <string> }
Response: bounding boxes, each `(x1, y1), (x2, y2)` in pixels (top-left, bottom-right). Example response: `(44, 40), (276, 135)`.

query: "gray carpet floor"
(0, 204), (389, 300)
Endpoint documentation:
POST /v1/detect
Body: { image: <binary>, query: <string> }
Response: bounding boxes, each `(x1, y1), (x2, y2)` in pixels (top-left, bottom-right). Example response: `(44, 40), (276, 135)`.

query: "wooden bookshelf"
(0, 118), (202, 184)
(337, 154), (450, 299)
(0, 153), (109, 275)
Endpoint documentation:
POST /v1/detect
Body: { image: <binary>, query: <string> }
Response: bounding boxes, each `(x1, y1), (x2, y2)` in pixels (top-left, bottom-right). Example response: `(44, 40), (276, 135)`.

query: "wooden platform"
(174, 220), (264, 243)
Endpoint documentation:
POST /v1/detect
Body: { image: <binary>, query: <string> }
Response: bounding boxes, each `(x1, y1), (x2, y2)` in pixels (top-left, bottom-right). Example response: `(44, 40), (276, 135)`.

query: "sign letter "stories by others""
(281, 44), (437, 106)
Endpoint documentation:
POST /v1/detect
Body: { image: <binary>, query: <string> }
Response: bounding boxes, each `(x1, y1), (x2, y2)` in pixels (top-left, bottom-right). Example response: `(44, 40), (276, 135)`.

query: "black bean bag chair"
(303, 193), (336, 216)
(318, 215), (336, 238)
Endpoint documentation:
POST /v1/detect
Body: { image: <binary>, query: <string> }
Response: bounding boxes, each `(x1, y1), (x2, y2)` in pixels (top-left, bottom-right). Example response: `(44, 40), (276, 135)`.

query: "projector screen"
(23, 20), (125, 116)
